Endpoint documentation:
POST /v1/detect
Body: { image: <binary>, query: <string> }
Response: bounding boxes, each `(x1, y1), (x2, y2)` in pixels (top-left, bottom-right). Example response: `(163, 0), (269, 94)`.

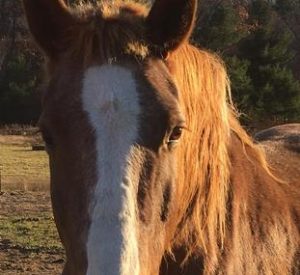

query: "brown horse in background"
(23, 0), (299, 274)
(255, 123), (300, 195)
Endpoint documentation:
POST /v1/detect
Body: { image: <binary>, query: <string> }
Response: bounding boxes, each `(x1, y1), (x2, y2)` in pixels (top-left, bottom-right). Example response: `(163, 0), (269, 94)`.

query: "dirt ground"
(0, 191), (64, 275)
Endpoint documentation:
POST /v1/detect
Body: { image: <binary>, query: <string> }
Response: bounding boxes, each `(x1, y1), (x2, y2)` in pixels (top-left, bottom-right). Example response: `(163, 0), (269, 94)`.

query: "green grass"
(0, 215), (62, 251)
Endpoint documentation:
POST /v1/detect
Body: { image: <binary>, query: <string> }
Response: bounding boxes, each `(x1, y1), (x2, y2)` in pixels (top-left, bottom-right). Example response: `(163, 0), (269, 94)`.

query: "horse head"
(23, 0), (197, 274)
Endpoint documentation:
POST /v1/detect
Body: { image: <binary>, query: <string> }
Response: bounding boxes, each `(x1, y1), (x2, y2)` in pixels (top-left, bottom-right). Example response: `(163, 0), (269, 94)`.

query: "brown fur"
(23, 0), (300, 274)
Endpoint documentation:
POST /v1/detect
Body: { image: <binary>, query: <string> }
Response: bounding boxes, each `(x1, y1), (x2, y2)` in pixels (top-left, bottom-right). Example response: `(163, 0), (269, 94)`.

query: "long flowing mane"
(168, 44), (274, 267)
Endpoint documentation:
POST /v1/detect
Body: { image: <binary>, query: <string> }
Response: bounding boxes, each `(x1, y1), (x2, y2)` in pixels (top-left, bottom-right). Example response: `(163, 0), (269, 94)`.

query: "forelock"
(66, 0), (150, 66)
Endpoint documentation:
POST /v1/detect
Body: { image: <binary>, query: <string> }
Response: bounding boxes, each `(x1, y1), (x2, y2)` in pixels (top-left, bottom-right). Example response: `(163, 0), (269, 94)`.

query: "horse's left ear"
(146, 0), (197, 55)
(23, 0), (76, 58)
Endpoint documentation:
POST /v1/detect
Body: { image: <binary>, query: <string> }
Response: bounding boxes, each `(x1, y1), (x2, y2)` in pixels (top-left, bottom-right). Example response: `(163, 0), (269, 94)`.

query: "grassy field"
(0, 133), (64, 274)
(0, 215), (61, 251)
(0, 192), (64, 274)
(0, 135), (49, 191)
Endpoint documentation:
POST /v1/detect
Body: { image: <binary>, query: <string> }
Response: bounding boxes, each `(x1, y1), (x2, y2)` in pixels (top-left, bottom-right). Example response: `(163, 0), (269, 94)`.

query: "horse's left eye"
(168, 126), (183, 144)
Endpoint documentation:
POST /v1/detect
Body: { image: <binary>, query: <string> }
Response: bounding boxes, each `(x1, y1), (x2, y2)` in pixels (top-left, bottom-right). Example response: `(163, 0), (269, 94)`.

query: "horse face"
(39, 58), (184, 275)
(23, 0), (196, 274)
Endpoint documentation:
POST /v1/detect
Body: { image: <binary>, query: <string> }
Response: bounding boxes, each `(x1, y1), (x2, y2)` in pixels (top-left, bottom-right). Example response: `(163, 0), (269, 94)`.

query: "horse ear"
(23, 0), (76, 58)
(146, 0), (197, 55)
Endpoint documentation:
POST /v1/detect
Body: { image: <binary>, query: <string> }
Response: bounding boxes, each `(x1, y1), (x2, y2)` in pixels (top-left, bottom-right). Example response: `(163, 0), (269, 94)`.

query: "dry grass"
(0, 135), (50, 191)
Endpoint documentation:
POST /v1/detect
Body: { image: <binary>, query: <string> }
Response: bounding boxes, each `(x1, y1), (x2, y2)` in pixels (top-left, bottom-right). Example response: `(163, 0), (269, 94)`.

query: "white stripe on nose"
(82, 65), (140, 275)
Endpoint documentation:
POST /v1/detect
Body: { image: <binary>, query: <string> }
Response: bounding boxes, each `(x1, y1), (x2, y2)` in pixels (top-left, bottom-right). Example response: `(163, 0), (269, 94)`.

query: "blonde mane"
(168, 44), (273, 268)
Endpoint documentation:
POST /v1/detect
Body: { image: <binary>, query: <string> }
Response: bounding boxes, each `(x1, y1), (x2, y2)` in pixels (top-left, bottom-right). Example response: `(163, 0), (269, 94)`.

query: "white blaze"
(82, 65), (140, 275)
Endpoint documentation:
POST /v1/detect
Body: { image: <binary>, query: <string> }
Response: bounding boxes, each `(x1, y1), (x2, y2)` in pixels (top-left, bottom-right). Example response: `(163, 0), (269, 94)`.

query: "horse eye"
(168, 126), (183, 144)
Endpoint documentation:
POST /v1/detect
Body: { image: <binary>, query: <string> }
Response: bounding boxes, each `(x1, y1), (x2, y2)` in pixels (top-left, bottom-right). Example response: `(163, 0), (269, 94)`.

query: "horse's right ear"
(146, 0), (197, 56)
(23, 0), (76, 58)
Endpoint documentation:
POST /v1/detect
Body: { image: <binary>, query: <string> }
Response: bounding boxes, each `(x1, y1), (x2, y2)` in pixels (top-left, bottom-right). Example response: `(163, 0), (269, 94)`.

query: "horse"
(23, 0), (300, 274)
(255, 124), (300, 186)
(255, 123), (300, 153)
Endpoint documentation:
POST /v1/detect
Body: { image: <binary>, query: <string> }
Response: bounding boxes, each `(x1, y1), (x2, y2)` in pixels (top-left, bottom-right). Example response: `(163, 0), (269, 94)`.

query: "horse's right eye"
(168, 126), (183, 145)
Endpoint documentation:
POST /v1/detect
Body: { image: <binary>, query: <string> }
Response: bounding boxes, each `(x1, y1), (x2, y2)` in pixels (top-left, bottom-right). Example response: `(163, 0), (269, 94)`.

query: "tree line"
(195, 0), (300, 126)
(0, 0), (300, 126)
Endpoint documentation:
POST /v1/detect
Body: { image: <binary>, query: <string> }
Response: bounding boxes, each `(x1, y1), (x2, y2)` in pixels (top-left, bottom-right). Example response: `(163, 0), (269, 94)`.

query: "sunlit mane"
(168, 44), (275, 269)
